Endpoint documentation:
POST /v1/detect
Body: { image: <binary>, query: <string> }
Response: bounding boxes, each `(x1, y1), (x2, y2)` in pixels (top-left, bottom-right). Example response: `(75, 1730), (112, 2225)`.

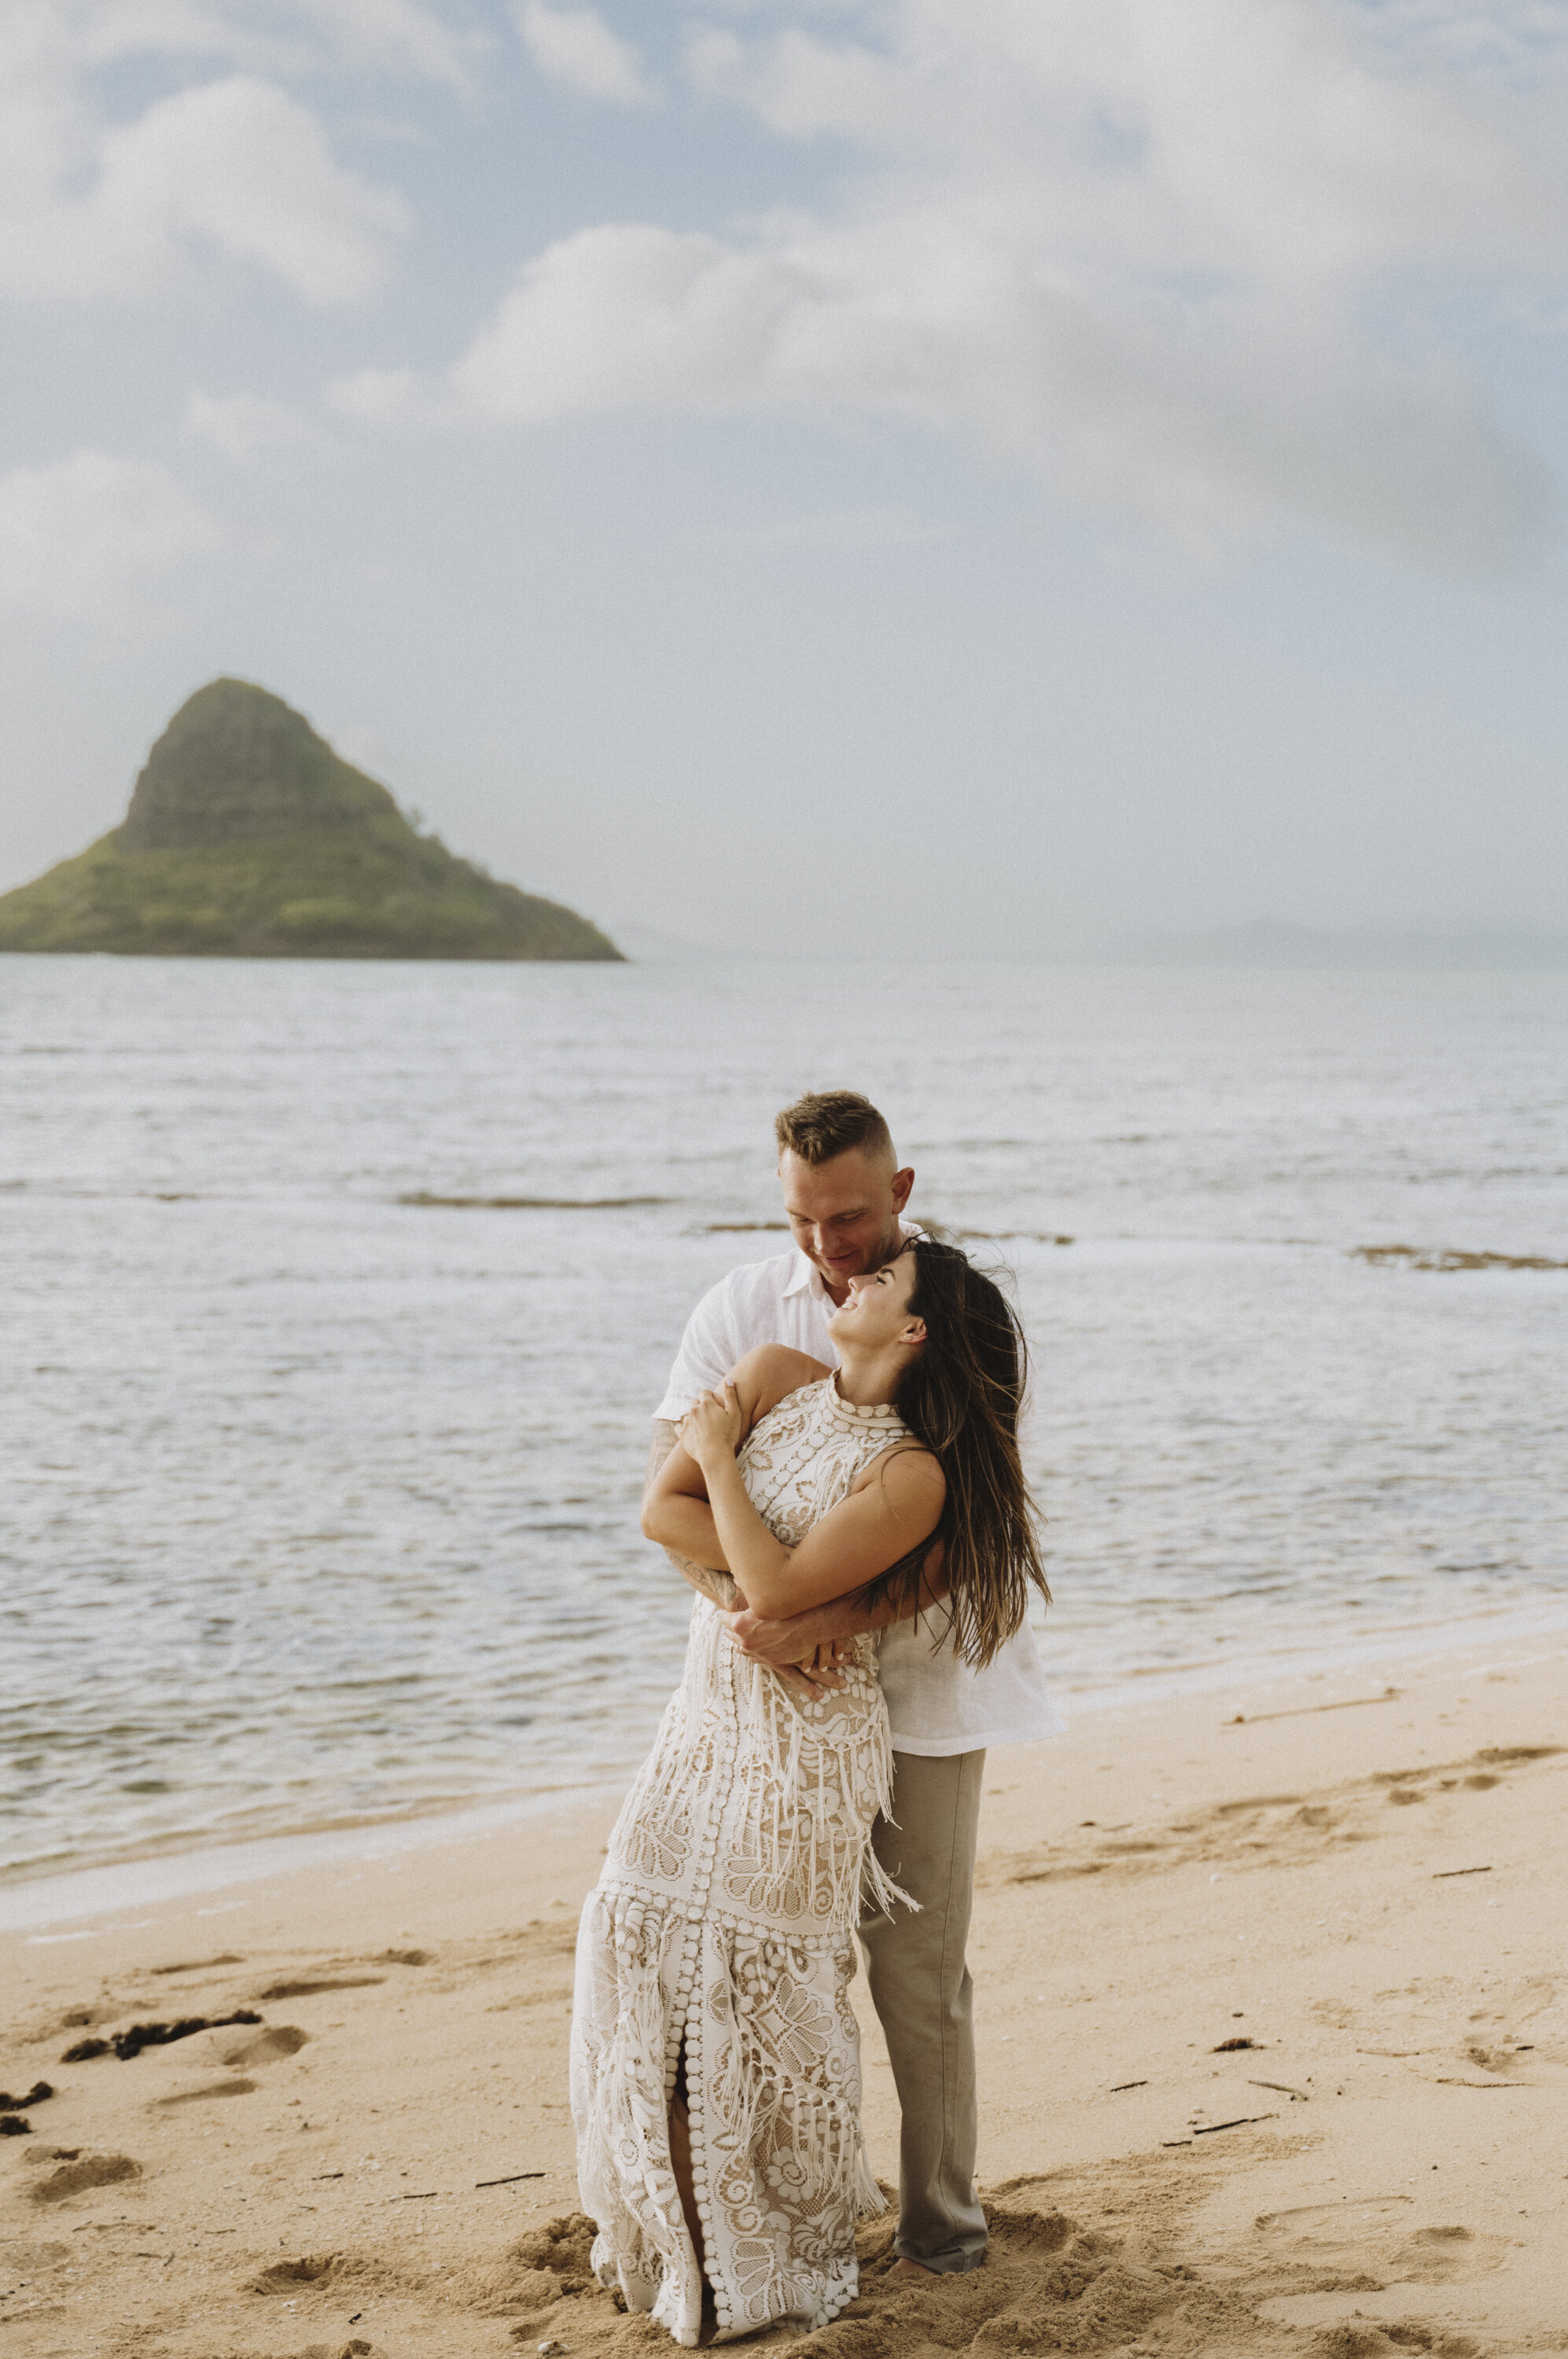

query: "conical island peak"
(0, 678), (623, 962)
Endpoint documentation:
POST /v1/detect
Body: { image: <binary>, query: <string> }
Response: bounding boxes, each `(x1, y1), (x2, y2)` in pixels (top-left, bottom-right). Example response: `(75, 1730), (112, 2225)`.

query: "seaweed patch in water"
(1353, 1243), (1568, 1273)
(399, 1191), (672, 1211)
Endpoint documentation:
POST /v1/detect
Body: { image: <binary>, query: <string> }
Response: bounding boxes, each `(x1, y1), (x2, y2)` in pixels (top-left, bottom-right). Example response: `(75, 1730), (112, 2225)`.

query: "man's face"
(778, 1147), (915, 1298)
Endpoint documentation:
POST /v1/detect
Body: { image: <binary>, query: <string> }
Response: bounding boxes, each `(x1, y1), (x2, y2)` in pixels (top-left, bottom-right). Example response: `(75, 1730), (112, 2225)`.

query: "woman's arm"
(683, 1384), (946, 1621)
(639, 1345), (831, 1578)
(643, 1422), (734, 1609)
(641, 1432), (732, 1574)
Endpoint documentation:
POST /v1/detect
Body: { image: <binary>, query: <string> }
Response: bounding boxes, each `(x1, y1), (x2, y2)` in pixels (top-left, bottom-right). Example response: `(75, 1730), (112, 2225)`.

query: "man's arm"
(724, 1538), (950, 1669)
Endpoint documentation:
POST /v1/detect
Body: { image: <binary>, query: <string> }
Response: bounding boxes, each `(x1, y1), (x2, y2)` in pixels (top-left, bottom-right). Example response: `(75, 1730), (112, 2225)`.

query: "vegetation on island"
(0, 679), (623, 962)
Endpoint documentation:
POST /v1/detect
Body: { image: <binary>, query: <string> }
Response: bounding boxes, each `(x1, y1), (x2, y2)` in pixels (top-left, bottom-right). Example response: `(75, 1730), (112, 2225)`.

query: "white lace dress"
(571, 1376), (912, 2346)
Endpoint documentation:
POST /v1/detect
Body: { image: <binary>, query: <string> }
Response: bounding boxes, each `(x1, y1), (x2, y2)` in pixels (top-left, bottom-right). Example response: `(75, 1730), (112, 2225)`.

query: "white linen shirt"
(655, 1236), (1062, 1756)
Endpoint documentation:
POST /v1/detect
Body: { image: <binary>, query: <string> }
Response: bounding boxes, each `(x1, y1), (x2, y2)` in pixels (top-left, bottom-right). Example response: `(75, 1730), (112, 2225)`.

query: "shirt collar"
(782, 1250), (818, 1298)
(783, 1218), (923, 1301)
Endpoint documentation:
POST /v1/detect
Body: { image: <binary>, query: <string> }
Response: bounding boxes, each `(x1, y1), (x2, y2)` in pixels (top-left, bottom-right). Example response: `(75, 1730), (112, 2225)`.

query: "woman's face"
(826, 1248), (924, 1352)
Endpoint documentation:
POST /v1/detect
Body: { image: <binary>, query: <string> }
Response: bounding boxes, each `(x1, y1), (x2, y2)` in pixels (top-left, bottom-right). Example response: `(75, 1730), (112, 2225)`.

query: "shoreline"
(0, 1783), (631, 1939)
(2, 1625), (1563, 2355)
(8, 1596), (1568, 1936)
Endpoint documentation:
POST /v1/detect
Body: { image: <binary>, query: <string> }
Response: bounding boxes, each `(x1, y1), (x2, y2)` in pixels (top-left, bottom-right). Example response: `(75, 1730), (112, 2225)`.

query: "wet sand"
(2, 1635), (1563, 2357)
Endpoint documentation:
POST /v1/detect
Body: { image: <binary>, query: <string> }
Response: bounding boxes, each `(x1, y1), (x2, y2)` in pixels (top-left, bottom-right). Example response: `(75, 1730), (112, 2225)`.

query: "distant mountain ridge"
(1116, 918), (1568, 971)
(0, 679), (623, 962)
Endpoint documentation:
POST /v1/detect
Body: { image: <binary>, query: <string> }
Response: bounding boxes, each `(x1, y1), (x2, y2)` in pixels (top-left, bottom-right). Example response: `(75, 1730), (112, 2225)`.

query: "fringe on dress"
(570, 1378), (915, 2346)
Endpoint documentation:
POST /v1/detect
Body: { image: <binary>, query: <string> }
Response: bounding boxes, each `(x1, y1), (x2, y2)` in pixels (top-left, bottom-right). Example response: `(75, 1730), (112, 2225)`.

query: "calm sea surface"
(3, 955), (1566, 1884)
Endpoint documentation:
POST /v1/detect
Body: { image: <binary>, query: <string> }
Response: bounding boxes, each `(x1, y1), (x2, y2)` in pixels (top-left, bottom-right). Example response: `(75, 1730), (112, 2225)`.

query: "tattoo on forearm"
(684, 1563), (739, 1607)
(646, 1423), (679, 1492)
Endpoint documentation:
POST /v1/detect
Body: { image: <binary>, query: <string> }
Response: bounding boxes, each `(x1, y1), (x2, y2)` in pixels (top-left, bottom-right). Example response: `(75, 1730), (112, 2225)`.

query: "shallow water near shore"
(3, 954), (1566, 1884)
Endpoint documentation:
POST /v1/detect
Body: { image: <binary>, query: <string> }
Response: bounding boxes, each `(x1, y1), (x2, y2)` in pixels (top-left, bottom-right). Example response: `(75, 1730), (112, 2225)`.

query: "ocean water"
(3, 955), (1566, 1886)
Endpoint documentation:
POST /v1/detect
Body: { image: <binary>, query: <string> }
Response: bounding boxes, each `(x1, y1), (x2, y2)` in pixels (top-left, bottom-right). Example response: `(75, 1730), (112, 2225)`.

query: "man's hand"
(769, 1661), (847, 1705)
(679, 1382), (745, 1474)
(721, 1606), (852, 1695)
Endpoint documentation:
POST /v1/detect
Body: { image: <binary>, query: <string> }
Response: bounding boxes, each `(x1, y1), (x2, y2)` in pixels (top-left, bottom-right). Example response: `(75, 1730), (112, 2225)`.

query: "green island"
(0, 679), (623, 962)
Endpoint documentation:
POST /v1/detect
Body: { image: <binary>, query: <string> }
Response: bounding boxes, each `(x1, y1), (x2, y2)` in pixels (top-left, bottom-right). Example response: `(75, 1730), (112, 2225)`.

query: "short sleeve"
(653, 1276), (742, 1422)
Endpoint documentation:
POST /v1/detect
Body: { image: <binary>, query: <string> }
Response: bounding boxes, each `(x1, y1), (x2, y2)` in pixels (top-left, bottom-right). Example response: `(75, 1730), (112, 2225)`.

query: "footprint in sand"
(1460, 2040), (1529, 2074)
(0, 2239), (69, 2270)
(218, 2025), (310, 2066)
(252, 2256), (345, 2291)
(129, 2021), (311, 2101)
(1390, 2221), (1506, 2279)
(26, 2151), (142, 2204)
(155, 2077), (259, 2107)
(1297, 2317), (1481, 2356)
(266, 2343), (372, 2359)
(1253, 2195), (1414, 2253)
(256, 1978), (385, 2000)
(248, 2254), (397, 2314)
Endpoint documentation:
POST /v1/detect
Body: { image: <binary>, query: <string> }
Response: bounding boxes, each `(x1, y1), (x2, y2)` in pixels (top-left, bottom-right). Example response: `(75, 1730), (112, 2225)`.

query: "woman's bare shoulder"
(852, 1439), (945, 1505)
(727, 1344), (832, 1418)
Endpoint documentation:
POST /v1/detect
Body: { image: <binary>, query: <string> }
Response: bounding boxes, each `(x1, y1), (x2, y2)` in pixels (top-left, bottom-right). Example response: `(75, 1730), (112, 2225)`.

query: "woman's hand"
(679, 1382), (745, 1473)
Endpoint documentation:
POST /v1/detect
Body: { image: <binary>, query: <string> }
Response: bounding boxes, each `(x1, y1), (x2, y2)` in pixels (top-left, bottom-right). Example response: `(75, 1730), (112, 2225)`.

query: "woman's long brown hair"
(866, 1235), (1048, 1666)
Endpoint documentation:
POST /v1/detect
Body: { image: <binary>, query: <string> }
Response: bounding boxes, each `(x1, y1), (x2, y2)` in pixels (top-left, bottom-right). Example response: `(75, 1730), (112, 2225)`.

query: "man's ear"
(890, 1165), (915, 1216)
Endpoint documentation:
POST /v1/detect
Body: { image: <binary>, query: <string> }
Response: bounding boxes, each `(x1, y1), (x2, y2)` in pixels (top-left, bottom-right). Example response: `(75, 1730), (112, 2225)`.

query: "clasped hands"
(723, 1606), (853, 1699)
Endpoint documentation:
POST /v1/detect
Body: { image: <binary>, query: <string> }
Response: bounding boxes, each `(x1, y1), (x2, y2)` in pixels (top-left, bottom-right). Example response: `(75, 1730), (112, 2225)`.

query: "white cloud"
(0, 451), (224, 618)
(107, 78), (407, 303)
(328, 363), (429, 424)
(447, 225), (795, 418)
(516, 2), (657, 105)
(64, 0), (477, 90)
(271, 0), (479, 87)
(413, 0), (1568, 573)
(0, 11), (419, 305)
(185, 389), (328, 462)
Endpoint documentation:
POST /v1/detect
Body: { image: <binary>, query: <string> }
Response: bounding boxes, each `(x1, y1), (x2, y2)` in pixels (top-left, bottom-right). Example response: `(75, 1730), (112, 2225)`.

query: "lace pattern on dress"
(570, 1377), (912, 2346)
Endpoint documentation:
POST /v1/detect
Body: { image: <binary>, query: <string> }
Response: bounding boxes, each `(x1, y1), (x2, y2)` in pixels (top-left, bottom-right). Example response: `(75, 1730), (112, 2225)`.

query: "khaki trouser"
(858, 1747), (988, 2274)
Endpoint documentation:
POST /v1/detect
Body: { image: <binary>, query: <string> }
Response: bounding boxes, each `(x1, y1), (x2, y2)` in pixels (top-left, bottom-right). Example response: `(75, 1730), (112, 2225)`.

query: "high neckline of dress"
(826, 1375), (904, 1424)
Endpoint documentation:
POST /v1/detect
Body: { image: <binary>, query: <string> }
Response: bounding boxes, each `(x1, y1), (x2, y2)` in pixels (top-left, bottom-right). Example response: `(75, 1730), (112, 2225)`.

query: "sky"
(2, 0), (1567, 959)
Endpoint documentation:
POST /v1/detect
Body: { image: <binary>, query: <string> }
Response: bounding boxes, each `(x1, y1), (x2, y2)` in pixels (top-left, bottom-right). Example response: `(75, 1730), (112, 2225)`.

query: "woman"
(570, 1238), (1046, 2346)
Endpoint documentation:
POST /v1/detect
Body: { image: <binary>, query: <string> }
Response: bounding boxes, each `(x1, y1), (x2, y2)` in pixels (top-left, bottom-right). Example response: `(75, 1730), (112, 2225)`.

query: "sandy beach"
(2, 1632), (1563, 2359)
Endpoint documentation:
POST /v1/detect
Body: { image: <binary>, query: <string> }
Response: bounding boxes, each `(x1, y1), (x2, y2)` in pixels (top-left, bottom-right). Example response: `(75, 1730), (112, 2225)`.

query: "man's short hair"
(775, 1089), (896, 1168)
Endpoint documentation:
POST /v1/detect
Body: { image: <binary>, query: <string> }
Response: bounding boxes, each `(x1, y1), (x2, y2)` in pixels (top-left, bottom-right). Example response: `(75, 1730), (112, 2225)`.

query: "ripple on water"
(2, 957), (1566, 1878)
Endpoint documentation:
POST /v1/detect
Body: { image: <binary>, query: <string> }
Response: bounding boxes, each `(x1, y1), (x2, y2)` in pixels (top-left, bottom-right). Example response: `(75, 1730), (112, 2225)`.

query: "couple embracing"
(570, 1091), (1058, 2346)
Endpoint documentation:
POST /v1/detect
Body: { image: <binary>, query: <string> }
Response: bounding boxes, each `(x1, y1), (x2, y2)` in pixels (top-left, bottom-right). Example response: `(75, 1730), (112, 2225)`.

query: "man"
(646, 1088), (1058, 2279)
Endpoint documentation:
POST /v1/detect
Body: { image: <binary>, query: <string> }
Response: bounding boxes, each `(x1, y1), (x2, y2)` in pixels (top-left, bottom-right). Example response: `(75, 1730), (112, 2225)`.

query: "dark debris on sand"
(61, 2010), (262, 2063)
(0, 2080), (54, 2108)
